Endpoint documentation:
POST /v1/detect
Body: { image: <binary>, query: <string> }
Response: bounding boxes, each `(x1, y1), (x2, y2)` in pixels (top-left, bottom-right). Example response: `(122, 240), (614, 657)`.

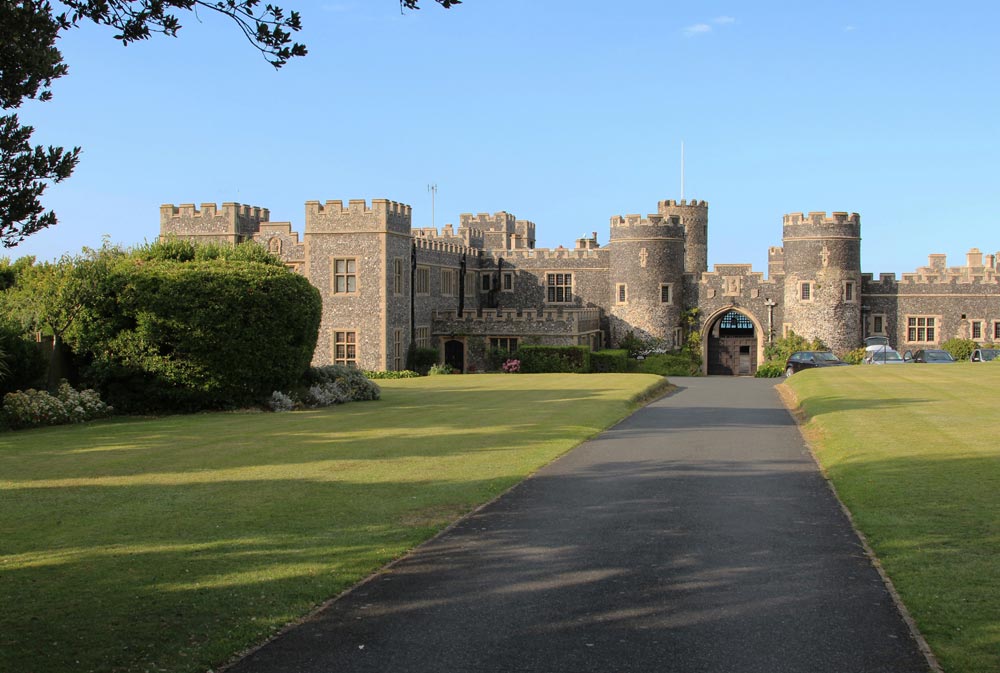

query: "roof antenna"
(427, 183), (437, 229)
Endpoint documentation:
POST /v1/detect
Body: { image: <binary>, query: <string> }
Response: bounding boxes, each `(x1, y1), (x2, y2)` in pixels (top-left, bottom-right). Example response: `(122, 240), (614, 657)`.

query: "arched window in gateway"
(719, 310), (755, 335)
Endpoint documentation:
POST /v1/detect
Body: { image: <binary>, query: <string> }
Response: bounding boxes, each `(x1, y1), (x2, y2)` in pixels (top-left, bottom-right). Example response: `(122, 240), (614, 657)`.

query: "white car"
(864, 348), (906, 365)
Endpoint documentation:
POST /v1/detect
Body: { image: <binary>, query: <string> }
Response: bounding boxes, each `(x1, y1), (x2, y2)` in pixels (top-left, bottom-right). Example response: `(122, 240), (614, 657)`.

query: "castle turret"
(781, 211), (862, 353)
(608, 211), (686, 347)
(658, 199), (708, 275)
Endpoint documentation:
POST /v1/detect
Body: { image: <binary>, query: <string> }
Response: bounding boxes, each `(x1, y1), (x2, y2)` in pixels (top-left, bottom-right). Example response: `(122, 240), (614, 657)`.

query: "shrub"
(304, 365), (380, 402)
(73, 257), (321, 412)
(0, 323), (47, 396)
(428, 363), (454, 376)
(2, 381), (112, 430)
(764, 331), (827, 363)
(267, 391), (295, 412)
(941, 338), (979, 362)
(407, 347), (439, 375)
(842, 347), (867, 365)
(589, 349), (629, 373)
(754, 361), (785, 378)
(501, 358), (520, 373)
(363, 370), (420, 379)
(515, 345), (590, 373)
(637, 352), (700, 377)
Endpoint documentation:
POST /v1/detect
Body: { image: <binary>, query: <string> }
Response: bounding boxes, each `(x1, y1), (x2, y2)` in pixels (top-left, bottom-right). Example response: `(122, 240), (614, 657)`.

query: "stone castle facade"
(159, 198), (1000, 375)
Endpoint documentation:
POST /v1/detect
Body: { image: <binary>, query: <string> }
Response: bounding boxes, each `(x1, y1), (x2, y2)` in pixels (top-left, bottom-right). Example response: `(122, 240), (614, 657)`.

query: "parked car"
(905, 349), (956, 363)
(784, 351), (850, 376)
(864, 336), (891, 349)
(864, 348), (906, 365)
(970, 348), (999, 362)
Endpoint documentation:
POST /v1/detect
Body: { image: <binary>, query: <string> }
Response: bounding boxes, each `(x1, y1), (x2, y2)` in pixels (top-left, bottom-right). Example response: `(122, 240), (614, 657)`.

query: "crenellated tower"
(781, 211), (862, 353)
(608, 210), (686, 347)
(160, 202), (269, 245)
(658, 199), (708, 275)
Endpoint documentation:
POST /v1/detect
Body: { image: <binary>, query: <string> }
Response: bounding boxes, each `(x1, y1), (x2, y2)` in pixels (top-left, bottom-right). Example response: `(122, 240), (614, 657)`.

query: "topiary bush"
(304, 365), (380, 402)
(589, 349), (629, 373)
(73, 256), (322, 412)
(637, 352), (700, 377)
(515, 345), (590, 373)
(407, 346), (439, 375)
(941, 338), (979, 362)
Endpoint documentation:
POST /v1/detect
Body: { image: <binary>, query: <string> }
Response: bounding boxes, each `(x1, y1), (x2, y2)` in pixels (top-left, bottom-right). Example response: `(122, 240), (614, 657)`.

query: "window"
(481, 273), (492, 292)
(441, 268), (456, 296)
(673, 327), (683, 348)
(995, 322), (1000, 340)
(616, 283), (627, 304)
(466, 272), (476, 296)
(502, 271), (514, 292)
(415, 266), (430, 294)
(783, 323), (792, 338)
(333, 259), (357, 294)
(972, 321), (982, 340)
(489, 337), (519, 352)
(393, 258), (403, 295)
(415, 326), (430, 349)
(660, 284), (673, 305)
(799, 282), (812, 301)
(546, 273), (573, 303)
(843, 281), (855, 302)
(872, 314), (885, 335)
(906, 316), (936, 343)
(393, 329), (403, 371)
(334, 331), (357, 366)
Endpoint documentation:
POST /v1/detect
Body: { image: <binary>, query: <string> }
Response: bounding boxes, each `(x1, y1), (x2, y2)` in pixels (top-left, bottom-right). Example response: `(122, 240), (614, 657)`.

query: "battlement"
(160, 202), (270, 222)
(305, 199), (411, 218)
(413, 237), (481, 256)
(783, 211), (860, 226)
(489, 247), (605, 261)
(459, 211), (517, 232)
(432, 307), (600, 330)
(658, 199), (708, 208)
(768, 246), (785, 258)
(609, 213), (682, 228)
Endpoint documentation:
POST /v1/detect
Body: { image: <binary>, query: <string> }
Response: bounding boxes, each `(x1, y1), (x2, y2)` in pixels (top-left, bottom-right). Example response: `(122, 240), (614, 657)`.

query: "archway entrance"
(707, 310), (758, 376)
(444, 339), (465, 373)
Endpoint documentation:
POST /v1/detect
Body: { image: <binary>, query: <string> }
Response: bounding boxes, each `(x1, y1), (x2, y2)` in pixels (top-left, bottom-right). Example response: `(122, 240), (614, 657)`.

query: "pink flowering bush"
(502, 358), (521, 373)
(2, 382), (113, 430)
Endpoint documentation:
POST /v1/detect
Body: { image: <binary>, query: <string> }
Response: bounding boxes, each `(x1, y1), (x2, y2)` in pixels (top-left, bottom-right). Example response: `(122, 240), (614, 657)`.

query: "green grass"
(0, 373), (665, 673)
(784, 364), (1000, 673)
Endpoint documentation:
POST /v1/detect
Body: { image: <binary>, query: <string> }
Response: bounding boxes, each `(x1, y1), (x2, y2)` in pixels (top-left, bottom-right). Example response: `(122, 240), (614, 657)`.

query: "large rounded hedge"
(75, 258), (322, 412)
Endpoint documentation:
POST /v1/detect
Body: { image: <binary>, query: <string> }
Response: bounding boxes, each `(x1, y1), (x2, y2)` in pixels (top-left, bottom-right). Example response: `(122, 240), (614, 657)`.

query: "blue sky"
(11, 1), (1000, 276)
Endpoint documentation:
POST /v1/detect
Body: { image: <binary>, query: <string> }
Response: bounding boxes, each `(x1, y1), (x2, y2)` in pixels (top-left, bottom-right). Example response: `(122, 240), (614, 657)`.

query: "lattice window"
(906, 316), (936, 343)
(972, 321), (983, 340)
(333, 259), (357, 294)
(489, 337), (519, 353)
(415, 266), (430, 294)
(843, 281), (855, 302)
(441, 268), (456, 296)
(616, 283), (627, 304)
(502, 272), (514, 292)
(393, 258), (403, 295)
(800, 282), (812, 301)
(546, 273), (573, 303)
(393, 329), (403, 371)
(415, 326), (430, 349)
(334, 331), (357, 366)
(660, 284), (672, 304)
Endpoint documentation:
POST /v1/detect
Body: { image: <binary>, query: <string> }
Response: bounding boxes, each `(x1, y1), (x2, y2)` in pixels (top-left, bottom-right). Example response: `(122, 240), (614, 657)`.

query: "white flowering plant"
(2, 381), (113, 430)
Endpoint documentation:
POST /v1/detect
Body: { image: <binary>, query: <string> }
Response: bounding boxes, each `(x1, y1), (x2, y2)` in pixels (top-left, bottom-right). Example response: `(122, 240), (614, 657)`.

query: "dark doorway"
(444, 339), (465, 373)
(707, 310), (758, 376)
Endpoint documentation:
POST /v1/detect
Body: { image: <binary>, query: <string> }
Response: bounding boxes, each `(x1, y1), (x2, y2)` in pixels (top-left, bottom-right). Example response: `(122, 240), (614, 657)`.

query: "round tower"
(781, 211), (862, 354)
(608, 211), (686, 348)
(658, 199), (708, 275)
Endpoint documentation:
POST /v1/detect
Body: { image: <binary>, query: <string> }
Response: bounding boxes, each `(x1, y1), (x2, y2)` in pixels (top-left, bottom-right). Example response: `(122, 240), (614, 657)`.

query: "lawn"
(783, 364), (1000, 673)
(0, 373), (665, 673)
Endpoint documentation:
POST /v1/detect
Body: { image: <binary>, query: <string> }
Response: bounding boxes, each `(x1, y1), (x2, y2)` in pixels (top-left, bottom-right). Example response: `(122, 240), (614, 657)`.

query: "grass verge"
(783, 364), (1000, 673)
(0, 373), (663, 673)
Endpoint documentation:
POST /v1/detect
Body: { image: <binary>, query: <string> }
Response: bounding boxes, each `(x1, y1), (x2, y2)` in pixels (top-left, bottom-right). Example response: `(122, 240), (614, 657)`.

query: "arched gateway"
(703, 308), (764, 376)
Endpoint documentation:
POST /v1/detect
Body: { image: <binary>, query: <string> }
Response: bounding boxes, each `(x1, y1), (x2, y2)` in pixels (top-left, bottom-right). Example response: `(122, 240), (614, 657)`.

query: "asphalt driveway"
(226, 377), (932, 673)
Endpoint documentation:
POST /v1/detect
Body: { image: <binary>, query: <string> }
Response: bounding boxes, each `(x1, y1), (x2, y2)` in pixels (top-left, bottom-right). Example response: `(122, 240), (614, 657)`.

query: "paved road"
(227, 377), (931, 673)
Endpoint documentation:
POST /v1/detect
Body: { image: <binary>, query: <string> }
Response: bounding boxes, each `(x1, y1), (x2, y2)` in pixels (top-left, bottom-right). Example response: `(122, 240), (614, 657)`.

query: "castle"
(159, 198), (1000, 375)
